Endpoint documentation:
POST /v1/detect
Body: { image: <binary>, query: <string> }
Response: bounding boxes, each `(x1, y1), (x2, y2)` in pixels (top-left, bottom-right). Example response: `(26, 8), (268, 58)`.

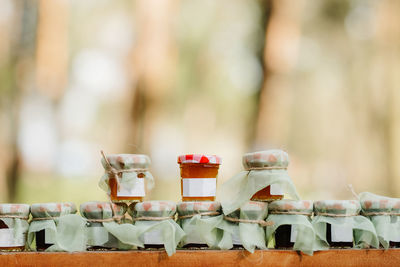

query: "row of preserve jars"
(100, 150), (295, 203)
(0, 197), (397, 254)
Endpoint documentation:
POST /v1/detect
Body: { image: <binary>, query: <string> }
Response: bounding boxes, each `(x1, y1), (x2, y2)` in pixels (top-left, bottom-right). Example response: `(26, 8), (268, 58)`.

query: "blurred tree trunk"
(3, 0), (39, 202)
(127, 0), (178, 153)
(254, 0), (304, 148)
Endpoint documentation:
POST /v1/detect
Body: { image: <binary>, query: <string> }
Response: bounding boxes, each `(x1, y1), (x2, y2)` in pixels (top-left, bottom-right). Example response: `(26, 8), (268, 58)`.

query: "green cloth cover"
(0, 204), (30, 249)
(99, 154), (155, 197)
(130, 201), (185, 256)
(28, 202), (86, 252)
(360, 192), (400, 249)
(312, 200), (379, 250)
(266, 200), (315, 255)
(220, 150), (299, 215)
(217, 201), (268, 253)
(177, 201), (223, 248)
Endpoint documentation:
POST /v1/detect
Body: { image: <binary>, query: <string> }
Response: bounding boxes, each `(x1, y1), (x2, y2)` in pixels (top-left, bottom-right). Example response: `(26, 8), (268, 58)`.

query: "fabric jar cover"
(360, 192), (400, 249)
(99, 154), (155, 199)
(177, 201), (223, 248)
(217, 201), (268, 253)
(312, 200), (379, 250)
(28, 202), (86, 252)
(266, 200), (315, 255)
(80, 202), (138, 250)
(178, 154), (221, 164)
(0, 204), (30, 250)
(220, 150), (299, 215)
(129, 201), (185, 256)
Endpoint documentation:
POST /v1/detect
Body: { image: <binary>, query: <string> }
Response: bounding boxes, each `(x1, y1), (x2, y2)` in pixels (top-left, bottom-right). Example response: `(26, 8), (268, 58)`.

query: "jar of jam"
(267, 200), (313, 250)
(29, 202), (77, 251)
(243, 150), (290, 201)
(0, 204), (30, 251)
(80, 201), (127, 250)
(223, 201), (268, 252)
(177, 201), (222, 248)
(130, 201), (185, 255)
(100, 153), (154, 202)
(314, 200), (359, 248)
(178, 154), (221, 202)
(360, 192), (400, 248)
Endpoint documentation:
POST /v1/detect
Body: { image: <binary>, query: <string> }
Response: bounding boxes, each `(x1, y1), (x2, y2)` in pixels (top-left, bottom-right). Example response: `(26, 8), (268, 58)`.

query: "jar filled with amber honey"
(99, 153), (155, 202)
(178, 154), (221, 202)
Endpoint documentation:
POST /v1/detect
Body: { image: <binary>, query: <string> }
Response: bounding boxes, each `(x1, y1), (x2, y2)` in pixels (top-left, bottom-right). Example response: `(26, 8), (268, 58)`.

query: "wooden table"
(1, 249), (399, 267)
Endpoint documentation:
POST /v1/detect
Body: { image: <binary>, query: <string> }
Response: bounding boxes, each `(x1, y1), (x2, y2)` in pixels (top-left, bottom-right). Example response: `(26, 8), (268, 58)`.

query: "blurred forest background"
(0, 0), (400, 204)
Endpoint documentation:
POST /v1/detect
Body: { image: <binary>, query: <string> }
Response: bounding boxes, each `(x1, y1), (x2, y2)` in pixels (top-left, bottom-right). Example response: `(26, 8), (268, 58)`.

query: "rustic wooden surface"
(0, 249), (399, 267)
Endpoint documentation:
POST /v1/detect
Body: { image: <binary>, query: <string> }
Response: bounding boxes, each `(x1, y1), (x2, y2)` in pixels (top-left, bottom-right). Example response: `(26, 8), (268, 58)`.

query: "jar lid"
(360, 193), (400, 213)
(31, 202), (77, 218)
(102, 154), (151, 170)
(177, 201), (221, 216)
(239, 201), (268, 212)
(80, 201), (126, 219)
(178, 154), (221, 164)
(242, 149), (289, 169)
(268, 200), (313, 213)
(134, 201), (176, 213)
(314, 200), (360, 215)
(0, 204), (30, 216)
(225, 201), (268, 220)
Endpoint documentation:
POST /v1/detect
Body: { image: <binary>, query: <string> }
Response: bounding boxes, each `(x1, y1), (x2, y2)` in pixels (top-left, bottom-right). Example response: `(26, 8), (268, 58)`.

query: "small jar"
(131, 201), (179, 249)
(80, 202), (127, 250)
(360, 194), (400, 248)
(177, 201), (222, 248)
(268, 200), (313, 249)
(30, 202), (77, 251)
(101, 154), (153, 202)
(0, 204), (30, 251)
(178, 154), (221, 202)
(243, 150), (288, 201)
(314, 200), (359, 248)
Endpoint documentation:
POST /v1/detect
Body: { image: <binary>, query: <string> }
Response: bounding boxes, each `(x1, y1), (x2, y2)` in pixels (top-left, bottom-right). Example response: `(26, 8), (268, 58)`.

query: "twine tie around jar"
(132, 216), (175, 222)
(314, 212), (358, 217)
(362, 211), (400, 216)
(0, 215), (29, 220)
(244, 166), (287, 171)
(101, 150), (149, 191)
(223, 216), (274, 227)
(178, 211), (221, 220)
(269, 211), (313, 216)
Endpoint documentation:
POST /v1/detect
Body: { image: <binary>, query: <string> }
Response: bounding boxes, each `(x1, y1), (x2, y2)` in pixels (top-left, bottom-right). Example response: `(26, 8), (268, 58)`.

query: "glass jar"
(80, 202), (127, 250)
(267, 200), (313, 249)
(100, 154), (154, 202)
(314, 200), (359, 248)
(0, 204), (30, 251)
(178, 154), (221, 202)
(177, 201), (222, 248)
(360, 193), (400, 248)
(30, 202), (77, 251)
(243, 150), (289, 202)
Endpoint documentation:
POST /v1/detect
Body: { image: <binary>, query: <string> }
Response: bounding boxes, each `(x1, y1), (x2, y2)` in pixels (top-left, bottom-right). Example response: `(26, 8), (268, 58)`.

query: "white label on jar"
(182, 178), (216, 197)
(231, 227), (242, 245)
(0, 229), (26, 247)
(185, 231), (205, 245)
(290, 225), (298, 243)
(87, 226), (109, 246)
(143, 229), (163, 245)
(117, 178), (145, 197)
(270, 184), (284, 196)
(331, 224), (353, 242)
(45, 228), (56, 244)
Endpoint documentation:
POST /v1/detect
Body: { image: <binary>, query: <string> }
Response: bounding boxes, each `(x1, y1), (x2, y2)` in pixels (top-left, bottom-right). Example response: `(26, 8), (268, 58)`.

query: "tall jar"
(80, 201), (127, 250)
(29, 202), (78, 251)
(178, 154), (221, 202)
(360, 192), (400, 248)
(220, 150), (299, 215)
(266, 200), (314, 254)
(177, 201), (223, 248)
(0, 204), (30, 251)
(99, 154), (155, 202)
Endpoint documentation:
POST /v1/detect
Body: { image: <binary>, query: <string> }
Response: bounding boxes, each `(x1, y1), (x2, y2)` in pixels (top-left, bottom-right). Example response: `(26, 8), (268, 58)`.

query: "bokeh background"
(1, 0), (400, 204)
